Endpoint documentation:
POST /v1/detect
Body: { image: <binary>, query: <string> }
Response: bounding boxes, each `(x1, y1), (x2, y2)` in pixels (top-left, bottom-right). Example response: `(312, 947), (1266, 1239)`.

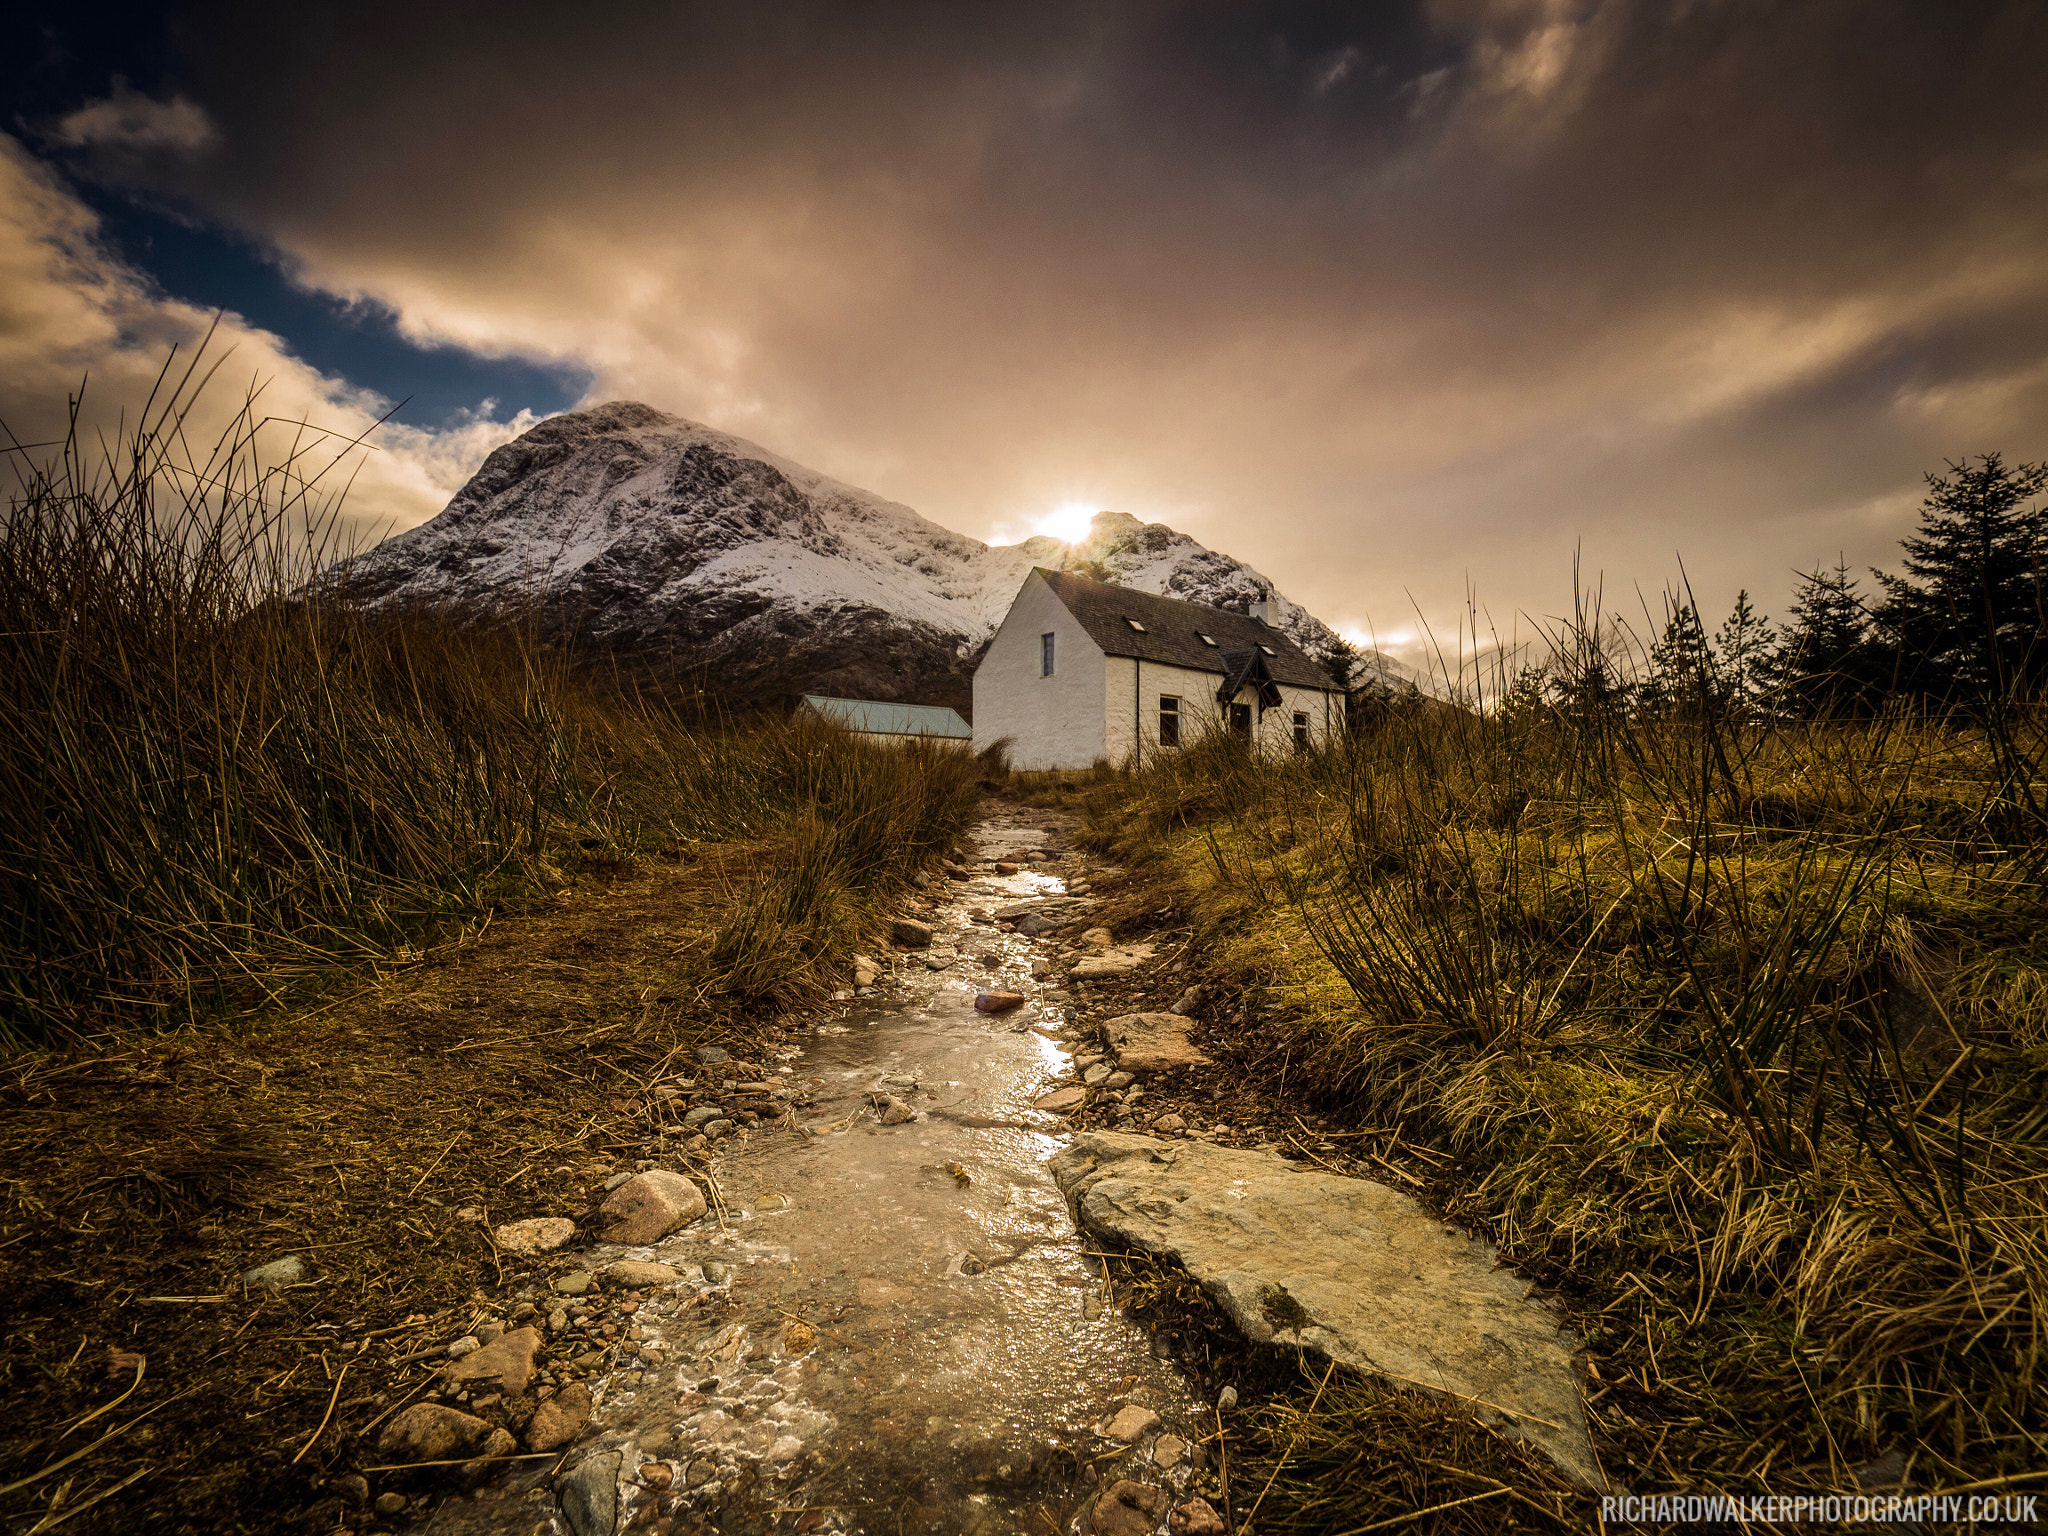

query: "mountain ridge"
(341, 401), (1422, 712)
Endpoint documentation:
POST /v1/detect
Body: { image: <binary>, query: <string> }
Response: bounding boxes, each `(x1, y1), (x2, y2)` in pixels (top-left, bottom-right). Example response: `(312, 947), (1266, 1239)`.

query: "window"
(1293, 712), (1311, 752)
(1125, 617), (1148, 633)
(1228, 702), (1252, 738)
(1258, 644), (1277, 656)
(1197, 633), (1217, 647)
(1158, 695), (1181, 747)
(1040, 632), (1056, 676)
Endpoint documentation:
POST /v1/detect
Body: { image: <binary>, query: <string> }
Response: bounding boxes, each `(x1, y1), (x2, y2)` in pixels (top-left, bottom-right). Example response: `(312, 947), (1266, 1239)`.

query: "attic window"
(1197, 633), (1218, 646)
(1258, 644), (1277, 656)
(1125, 617), (1148, 633)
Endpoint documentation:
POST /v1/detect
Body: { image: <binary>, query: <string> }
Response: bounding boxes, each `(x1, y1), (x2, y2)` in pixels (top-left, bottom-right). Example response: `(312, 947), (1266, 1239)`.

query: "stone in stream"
(1104, 1012), (1213, 1073)
(1035, 1086), (1087, 1113)
(494, 1216), (576, 1254)
(1169, 1498), (1227, 1536)
(557, 1450), (622, 1536)
(605, 1260), (683, 1288)
(892, 918), (933, 948)
(600, 1169), (707, 1244)
(975, 991), (1025, 1012)
(1049, 1131), (1604, 1489)
(1101, 1404), (1161, 1443)
(525, 1382), (592, 1451)
(443, 1325), (541, 1397)
(993, 861), (1021, 875)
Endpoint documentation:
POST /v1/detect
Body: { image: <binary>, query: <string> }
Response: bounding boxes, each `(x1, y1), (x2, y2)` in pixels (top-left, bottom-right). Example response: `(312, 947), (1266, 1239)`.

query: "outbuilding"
(972, 569), (1343, 771)
(799, 695), (972, 749)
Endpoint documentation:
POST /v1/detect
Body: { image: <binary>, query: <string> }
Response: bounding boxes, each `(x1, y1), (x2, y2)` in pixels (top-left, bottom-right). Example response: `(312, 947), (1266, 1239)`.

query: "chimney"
(1249, 601), (1272, 627)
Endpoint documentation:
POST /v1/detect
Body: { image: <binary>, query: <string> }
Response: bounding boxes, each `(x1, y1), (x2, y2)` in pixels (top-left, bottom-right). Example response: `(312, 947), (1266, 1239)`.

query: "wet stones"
(975, 990), (1025, 1012)
(494, 1216), (576, 1254)
(600, 1169), (707, 1244)
(1070, 946), (1156, 981)
(892, 918), (933, 948)
(1050, 1131), (1602, 1489)
(554, 1270), (595, 1296)
(1035, 1086), (1087, 1112)
(524, 1382), (592, 1451)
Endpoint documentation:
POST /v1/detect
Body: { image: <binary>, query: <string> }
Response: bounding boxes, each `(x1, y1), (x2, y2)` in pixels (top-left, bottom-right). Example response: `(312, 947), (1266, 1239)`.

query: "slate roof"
(1033, 569), (1339, 691)
(800, 695), (972, 739)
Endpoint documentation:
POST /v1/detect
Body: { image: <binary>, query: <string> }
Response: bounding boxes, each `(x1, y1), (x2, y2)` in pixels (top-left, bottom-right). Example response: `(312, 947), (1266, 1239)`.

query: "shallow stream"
(445, 812), (1204, 1536)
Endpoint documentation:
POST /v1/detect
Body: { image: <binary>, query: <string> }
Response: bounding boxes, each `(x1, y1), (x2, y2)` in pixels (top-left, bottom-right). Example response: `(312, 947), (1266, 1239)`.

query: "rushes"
(0, 364), (980, 1042)
(1077, 613), (2048, 1500)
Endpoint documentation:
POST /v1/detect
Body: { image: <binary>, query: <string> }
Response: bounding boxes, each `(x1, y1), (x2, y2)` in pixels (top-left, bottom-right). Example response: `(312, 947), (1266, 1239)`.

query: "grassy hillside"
(1055, 675), (2047, 1527)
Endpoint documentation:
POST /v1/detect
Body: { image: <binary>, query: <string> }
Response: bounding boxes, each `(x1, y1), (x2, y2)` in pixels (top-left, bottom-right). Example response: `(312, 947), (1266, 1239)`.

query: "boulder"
(525, 1383), (593, 1451)
(443, 1326), (541, 1397)
(493, 1216), (576, 1254)
(377, 1403), (492, 1463)
(1093, 1480), (1169, 1536)
(600, 1169), (707, 1244)
(1104, 1012), (1213, 1072)
(1049, 1132), (1602, 1489)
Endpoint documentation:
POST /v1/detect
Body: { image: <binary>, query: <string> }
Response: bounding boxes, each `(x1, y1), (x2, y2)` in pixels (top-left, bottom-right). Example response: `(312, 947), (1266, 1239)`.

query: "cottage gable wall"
(972, 570), (1109, 770)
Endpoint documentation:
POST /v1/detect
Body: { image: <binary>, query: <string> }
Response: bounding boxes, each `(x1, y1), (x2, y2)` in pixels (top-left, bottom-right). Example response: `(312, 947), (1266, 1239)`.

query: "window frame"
(1040, 631), (1056, 677)
(1293, 711), (1311, 751)
(1158, 694), (1181, 747)
(1228, 702), (1252, 738)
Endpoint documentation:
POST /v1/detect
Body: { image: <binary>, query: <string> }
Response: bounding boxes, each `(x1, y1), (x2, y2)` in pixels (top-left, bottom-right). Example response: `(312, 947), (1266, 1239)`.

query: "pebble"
(1151, 1113), (1188, 1134)
(695, 1045), (730, 1064)
(377, 1403), (492, 1462)
(333, 1473), (370, 1506)
(1030, 959), (1052, 977)
(494, 1216), (577, 1254)
(444, 1326), (542, 1396)
(684, 1104), (725, 1126)
(600, 1169), (708, 1243)
(602, 1171), (633, 1191)
(1153, 1434), (1187, 1469)
(1217, 1386), (1237, 1412)
(1083, 1293), (1105, 1321)
(701, 1118), (736, 1138)
(446, 1335), (482, 1358)
(974, 991), (1025, 1012)
(993, 862), (1020, 875)
(1104, 1071), (1134, 1089)
(1169, 1497), (1228, 1535)
(1083, 1063), (1113, 1085)
(374, 1492), (408, 1516)
(1081, 927), (1114, 947)
(241, 1255), (305, 1290)
(555, 1271), (596, 1296)
(702, 1261), (731, 1285)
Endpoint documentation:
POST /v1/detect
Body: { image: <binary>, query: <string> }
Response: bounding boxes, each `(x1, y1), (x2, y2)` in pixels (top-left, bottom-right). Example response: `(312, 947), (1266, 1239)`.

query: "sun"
(1032, 501), (1099, 544)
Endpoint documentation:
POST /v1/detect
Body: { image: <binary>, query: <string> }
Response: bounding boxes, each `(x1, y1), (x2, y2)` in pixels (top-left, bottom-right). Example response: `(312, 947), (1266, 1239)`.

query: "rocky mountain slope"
(341, 402), (1423, 711)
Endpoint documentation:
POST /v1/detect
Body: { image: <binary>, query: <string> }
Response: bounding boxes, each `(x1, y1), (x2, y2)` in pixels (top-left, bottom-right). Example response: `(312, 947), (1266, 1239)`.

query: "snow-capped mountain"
(341, 402), (1424, 710)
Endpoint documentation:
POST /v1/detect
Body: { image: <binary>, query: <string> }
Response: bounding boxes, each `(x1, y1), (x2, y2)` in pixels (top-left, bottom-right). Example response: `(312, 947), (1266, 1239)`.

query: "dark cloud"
(18, 0), (2048, 655)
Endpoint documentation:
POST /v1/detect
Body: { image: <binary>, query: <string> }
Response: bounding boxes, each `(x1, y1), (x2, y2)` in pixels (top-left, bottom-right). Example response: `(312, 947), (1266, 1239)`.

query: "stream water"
(442, 813), (1204, 1536)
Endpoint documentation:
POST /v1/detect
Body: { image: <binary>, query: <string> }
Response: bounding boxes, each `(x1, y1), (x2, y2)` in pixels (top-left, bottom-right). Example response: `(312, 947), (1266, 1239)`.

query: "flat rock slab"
(1049, 1131), (1600, 1488)
(1034, 1086), (1088, 1113)
(1071, 946), (1155, 981)
(1104, 1013), (1213, 1072)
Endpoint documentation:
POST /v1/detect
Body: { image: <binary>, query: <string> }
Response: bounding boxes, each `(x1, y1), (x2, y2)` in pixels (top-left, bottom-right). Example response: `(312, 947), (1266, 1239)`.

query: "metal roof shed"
(799, 695), (972, 746)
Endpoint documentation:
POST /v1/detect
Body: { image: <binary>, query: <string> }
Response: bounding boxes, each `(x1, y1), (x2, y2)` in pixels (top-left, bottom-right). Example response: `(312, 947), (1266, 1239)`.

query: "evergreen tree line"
(1636, 453), (2047, 718)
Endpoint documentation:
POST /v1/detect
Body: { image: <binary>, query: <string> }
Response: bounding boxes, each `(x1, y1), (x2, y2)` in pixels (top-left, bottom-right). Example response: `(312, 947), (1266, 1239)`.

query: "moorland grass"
(0, 364), (980, 1044)
(1066, 658), (2048, 1527)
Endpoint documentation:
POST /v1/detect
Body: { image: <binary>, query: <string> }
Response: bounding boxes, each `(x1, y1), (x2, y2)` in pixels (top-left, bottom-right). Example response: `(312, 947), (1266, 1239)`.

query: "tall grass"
(0, 364), (980, 1042)
(1076, 615), (2048, 1508)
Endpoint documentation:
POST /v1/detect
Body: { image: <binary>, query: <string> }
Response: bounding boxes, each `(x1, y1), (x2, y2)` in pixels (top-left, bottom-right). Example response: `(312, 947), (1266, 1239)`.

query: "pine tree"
(1873, 454), (2048, 700)
(1768, 557), (1882, 715)
(1713, 590), (1775, 717)
(1639, 601), (1715, 717)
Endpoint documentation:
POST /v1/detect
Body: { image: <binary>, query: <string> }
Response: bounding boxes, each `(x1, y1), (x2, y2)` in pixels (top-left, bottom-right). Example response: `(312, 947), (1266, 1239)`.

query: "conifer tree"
(1873, 454), (2048, 700)
(1640, 601), (1714, 717)
(1713, 590), (1774, 717)
(1769, 557), (1882, 714)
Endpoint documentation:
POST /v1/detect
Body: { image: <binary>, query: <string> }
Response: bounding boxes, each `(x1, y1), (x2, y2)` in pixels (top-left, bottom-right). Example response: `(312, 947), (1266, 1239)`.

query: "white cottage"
(973, 569), (1345, 771)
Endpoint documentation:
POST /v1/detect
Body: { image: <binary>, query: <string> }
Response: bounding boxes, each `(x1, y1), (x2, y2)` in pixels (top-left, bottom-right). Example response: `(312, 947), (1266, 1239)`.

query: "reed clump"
(1074, 629), (2048, 1522)
(0, 367), (979, 1043)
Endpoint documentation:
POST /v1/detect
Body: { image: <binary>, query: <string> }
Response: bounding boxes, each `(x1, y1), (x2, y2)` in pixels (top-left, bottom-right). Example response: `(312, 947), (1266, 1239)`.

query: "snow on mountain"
(341, 401), (1425, 709)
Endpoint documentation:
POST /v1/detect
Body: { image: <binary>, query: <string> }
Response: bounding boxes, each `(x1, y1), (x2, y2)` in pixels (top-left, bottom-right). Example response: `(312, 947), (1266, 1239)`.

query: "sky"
(6, 0), (2046, 663)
